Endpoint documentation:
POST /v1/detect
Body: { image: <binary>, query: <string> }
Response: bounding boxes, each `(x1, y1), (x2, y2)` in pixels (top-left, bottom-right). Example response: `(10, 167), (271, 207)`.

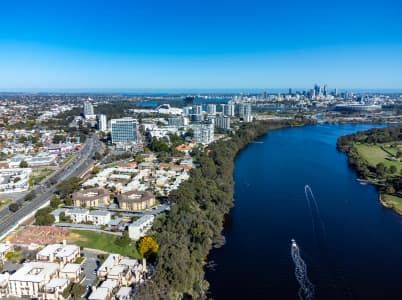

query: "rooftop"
(61, 263), (81, 273)
(73, 187), (110, 201)
(117, 190), (154, 203)
(46, 278), (68, 289)
(100, 278), (119, 291)
(116, 286), (132, 297)
(9, 262), (59, 282)
(88, 287), (109, 300)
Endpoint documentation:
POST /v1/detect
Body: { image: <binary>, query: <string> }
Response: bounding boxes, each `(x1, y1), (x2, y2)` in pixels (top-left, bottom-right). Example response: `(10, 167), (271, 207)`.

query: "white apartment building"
(238, 103), (252, 122)
(65, 208), (89, 223)
(215, 115), (231, 130)
(59, 263), (82, 283)
(222, 103), (235, 116)
(191, 122), (214, 144)
(36, 242), (80, 266)
(64, 208), (111, 225)
(207, 104), (216, 115)
(0, 168), (32, 193)
(8, 261), (59, 298)
(87, 210), (111, 225)
(128, 215), (155, 241)
(41, 277), (69, 300)
(97, 114), (107, 132)
(83, 100), (95, 119)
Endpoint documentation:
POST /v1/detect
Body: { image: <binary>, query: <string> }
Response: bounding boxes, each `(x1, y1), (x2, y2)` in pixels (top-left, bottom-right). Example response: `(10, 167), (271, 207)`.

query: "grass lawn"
(30, 169), (53, 186)
(68, 230), (141, 259)
(382, 194), (402, 213)
(354, 143), (402, 175)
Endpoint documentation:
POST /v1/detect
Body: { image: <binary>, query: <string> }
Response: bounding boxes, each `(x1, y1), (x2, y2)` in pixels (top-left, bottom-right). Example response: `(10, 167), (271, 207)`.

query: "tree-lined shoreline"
(337, 125), (402, 214)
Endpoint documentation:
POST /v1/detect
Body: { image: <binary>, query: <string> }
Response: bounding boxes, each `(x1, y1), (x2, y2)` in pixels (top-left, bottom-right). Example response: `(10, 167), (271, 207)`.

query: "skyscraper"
(207, 104), (216, 115)
(222, 103), (235, 117)
(83, 100), (95, 118)
(215, 115), (231, 130)
(238, 103), (252, 122)
(97, 114), (107, 132)
(192, 122), (214, 144)
(111, 118), (138, 144)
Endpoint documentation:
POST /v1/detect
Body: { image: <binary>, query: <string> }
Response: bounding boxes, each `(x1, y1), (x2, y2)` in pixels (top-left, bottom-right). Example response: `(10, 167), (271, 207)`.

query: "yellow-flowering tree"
(138, 236), (159, 258)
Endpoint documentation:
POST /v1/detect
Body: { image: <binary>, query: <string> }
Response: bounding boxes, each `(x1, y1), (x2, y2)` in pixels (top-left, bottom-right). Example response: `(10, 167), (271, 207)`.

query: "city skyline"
(1, 0), (402, 90)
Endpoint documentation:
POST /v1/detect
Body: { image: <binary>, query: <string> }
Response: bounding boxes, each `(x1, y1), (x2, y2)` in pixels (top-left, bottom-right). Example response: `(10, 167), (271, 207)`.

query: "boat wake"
(291, 239), (315, 300)
(305, 185), (327, 244)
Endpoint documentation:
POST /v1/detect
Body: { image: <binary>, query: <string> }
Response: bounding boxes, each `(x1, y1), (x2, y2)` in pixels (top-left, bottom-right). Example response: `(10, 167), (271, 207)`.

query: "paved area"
(81, 249), (100, 287)
(0, 136), (100, 239)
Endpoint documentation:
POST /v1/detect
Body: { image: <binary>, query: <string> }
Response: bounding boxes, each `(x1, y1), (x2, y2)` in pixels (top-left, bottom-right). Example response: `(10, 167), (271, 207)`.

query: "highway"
(0, 135), (101, 239)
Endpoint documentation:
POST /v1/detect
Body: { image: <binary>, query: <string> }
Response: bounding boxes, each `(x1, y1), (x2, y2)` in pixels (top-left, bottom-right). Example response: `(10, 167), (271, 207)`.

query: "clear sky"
(0, 0), (401, 91)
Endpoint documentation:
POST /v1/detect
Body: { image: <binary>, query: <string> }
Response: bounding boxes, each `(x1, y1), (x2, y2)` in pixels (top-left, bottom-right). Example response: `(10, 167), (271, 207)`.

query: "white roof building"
(89, 287), (110, 300)
(8, 262), (59, 298)
(128, 215), (155, 241)
(116, 286), (132, 300)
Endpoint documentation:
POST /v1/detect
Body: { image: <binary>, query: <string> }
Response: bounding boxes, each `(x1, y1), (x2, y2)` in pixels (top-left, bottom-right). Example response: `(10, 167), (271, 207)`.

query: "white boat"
(291, 238), (298, 250)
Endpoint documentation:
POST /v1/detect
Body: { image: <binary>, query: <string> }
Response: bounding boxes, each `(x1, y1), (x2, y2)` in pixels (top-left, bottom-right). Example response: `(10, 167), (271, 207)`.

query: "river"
(206, 123), (402, 300)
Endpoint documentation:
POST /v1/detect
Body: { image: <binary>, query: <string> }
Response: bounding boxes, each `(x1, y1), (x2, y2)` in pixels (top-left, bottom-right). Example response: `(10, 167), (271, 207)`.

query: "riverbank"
(206, 123), (402, 300)
(337, 125), (402, 216)
(136, 119), (311, 300)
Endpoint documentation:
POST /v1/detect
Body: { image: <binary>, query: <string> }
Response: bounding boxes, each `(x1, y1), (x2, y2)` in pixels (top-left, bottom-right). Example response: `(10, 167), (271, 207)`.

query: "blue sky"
(0, 0), (401, 91)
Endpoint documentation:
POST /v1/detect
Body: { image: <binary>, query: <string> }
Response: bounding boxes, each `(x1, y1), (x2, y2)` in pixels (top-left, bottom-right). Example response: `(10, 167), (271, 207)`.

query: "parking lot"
(81, 249), (102, 287)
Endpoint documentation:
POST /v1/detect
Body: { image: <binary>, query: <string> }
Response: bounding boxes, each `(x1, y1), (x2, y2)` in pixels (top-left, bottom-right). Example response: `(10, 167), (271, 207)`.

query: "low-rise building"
(72, 188), (111, 208)
(40, 277), (69, 300)
(65, 208), (89, 223)
(87, 210), (111, 225)
(116, 286), (132, 300)
(0, 168), (32, 193)
(88, 287), (110, 300)
(117, 191), (155, 211)
(59, 263), (82, 283)
(128, 215), (155, 241)
(36, 242), (80, 266)
(0, 273), (9, 298)
(64, 208), (111, 225)
(0, 241), (13, 263)
(8, 261), (59, 298)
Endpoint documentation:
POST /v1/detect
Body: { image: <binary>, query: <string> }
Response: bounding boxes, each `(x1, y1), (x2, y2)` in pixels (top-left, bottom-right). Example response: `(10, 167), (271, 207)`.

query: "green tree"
(35, 214), (55, 226)
(92, 166), (101, 175)
(93, 152), (102, 161)
(135, 154), (145, 163)
(9, 203), (20, 212)
(19, 160), (28, 168)
(390, 165), (397, 174)
(57, 177), (81, 197)
(386, 185), (396, 194)
(50, 195), (61, 209)
(376, 162), (386, 177)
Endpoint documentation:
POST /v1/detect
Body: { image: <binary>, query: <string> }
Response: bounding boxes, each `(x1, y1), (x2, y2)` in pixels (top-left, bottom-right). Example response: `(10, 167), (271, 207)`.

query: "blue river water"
(206, 123), (402, 300)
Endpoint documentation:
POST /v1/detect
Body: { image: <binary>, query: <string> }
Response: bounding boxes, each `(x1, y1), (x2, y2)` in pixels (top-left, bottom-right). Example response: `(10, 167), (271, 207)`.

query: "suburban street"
(0, 135), (101, 239)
